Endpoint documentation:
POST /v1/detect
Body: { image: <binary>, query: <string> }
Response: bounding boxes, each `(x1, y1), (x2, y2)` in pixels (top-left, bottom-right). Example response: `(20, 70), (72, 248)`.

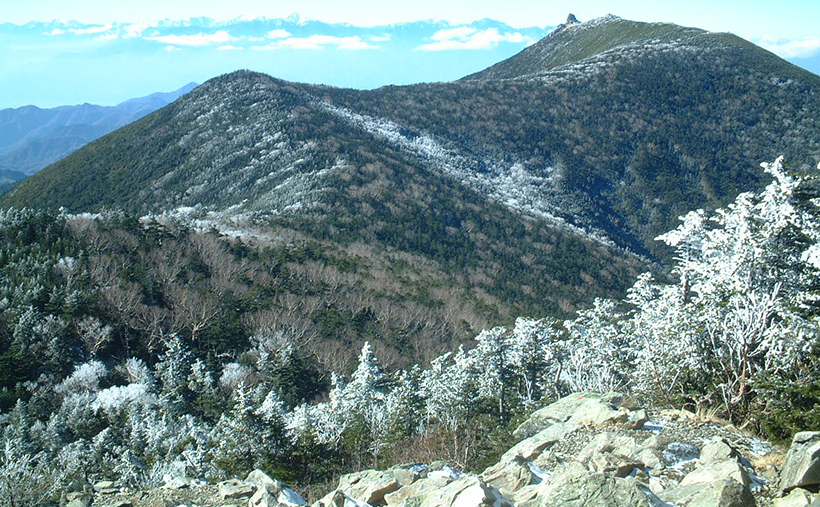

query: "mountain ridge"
(0, 82), (198, 178)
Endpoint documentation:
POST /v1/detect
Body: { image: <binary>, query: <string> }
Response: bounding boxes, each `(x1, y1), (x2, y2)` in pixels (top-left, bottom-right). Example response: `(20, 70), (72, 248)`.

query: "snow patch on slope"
(318, 101), (615, 246)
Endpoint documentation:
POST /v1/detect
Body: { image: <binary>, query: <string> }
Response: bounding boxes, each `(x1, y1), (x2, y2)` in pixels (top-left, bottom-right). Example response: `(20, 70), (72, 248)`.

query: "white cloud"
(46, 28), (65, 36)
(69, 24), (113, 35)
(267, 29), (291, 39)
(757, 35), (820, 59)
(217, 45), (243, 51)
(431, 27), (477, 41)
(252, 35), (377, 50)
(369, 34), (392, 42)
(166, 45), (181, 52)
(94, 33), (119, 41)
(417, 28), (530, 51)
(146, 30), (233, 47)
(123, 23), (152, 39)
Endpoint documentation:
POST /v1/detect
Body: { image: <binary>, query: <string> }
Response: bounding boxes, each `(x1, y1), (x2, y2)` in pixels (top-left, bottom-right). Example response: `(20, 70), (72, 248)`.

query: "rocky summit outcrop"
(304, 392), (800, 507)
(78, 392), (819, 507)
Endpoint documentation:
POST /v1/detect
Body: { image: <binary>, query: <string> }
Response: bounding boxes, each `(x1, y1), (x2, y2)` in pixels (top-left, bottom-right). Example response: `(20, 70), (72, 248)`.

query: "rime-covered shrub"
(55, 361), (107, 397)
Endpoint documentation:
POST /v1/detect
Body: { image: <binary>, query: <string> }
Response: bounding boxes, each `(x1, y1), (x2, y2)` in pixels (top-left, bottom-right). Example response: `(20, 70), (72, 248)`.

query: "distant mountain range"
(4, 15), (820, 323)
(0, 83), (197, 187)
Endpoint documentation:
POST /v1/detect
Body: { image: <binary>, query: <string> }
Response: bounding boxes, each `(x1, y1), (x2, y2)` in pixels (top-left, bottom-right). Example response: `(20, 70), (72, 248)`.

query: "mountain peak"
(551, 13), (582, 36)
(461, 15), (707, 81)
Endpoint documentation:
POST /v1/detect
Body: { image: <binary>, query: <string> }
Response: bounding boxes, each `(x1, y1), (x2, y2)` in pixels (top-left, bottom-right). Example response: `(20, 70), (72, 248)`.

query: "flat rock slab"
(588, 452), (644, 478)
(161, 476), (197, 489)
(218, 479), (256, 500)
(247, 470), (286, 491)
(577, 432), (640, 463)
(389, 468), (422, 486)
(680, 459), (751, 488)
(93, 480), (119, 495)
(660, 478), (755, 507)
(412, 476), (511, 507)
(502, 421), (578, 462)
(781, 432), (820, 492)
(314, 490), (350, 507)
(518, 471), (650, 507)
(774, 487), (816, 507)
(338, 469), (402, 505)
(663, 442), (700, 468)
(481, 456), (534, 493)
(513, 392), (626, 439)
(251, 487), (289, 507)
(700, 437), (742, 465)
(385, 476), (451, 506)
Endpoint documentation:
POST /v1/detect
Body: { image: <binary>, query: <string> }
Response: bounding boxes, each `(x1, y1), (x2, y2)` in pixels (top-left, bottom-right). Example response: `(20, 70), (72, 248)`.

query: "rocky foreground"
(68, 393), (820, 507)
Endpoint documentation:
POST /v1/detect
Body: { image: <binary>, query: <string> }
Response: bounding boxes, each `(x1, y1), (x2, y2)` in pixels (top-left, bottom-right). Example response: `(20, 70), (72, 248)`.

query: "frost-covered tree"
(420, 346), (479, 433)
(76, 316), (112, 358)
(286, 372), (347, 446)
(345, 342), (391, 460)
(211, 384), (286, 474)
(118, 357), (156, 387)
(219, 362), (253, 394)
(653, 157), (820, 414)
(0, 437), (64, 507)
(154, 334), (193, 409)
(246, 328), (321, 406)
(188, 359), (221, 417)
(624, 273), (700, 404)
(56, 360), (107, 397)
(11, 307), (47, 357)
(1, 400), (35, 454)
(560, 299), (629, 393)
(506, 317), (560, 406)
(383, 366), (425, 438)
(249, 329), (295, 383)
(288, 343), (391, 462)
(473, 327), (515, 420)
(92, 383), (158, 420)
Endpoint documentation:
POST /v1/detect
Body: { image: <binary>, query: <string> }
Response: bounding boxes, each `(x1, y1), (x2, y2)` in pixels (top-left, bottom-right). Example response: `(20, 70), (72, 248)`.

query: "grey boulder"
(659, 478), (755, 507)
(336, 469), (402, 505)
(774, 487), (815, 507)
(781, 432), (820, 492)
(513, 392), (630, 439)
(518, 470), (650, 507)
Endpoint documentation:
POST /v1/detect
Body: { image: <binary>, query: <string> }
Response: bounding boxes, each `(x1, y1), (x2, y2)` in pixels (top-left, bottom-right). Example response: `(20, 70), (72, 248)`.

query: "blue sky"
(2, 0), (819, 109)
